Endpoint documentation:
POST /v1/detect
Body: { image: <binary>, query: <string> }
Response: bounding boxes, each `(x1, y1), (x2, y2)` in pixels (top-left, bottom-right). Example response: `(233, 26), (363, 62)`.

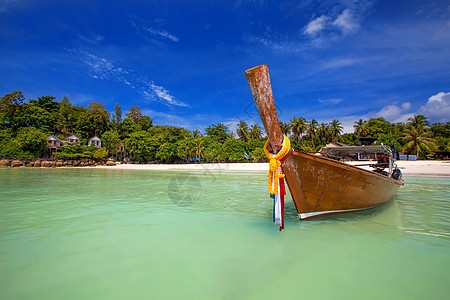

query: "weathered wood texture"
(245, 64), (403, 220)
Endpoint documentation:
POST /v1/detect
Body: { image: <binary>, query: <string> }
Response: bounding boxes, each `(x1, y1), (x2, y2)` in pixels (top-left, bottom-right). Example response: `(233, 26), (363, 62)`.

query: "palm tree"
(236, 120), (249, 142)
(249, 124), (262, 140)
(407, 114), (429, 131)
(330, 119), (343, 142)
(193, 137), (205, 162)
(228, 132), (236, 140)
(306, 119), (318, 142)
(318, 122), (331, 143)
(192, 129), (202, 138)
(279, 121), (292, 136)
(403, 127), (436, 157)
(354, 119), (368, 137)
(290, 117), (307, 143)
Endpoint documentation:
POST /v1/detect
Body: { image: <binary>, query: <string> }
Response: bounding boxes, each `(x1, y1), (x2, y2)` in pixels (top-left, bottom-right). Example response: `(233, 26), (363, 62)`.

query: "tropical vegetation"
(1, 90), (449, 162)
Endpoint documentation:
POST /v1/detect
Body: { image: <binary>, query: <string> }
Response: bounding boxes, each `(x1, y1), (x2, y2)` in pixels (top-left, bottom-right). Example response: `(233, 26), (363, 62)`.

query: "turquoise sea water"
(0, 168), (449, 300)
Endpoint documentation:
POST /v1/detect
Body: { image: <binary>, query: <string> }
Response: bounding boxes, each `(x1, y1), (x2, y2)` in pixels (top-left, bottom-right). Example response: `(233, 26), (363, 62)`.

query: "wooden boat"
(245, 64), (404, 220)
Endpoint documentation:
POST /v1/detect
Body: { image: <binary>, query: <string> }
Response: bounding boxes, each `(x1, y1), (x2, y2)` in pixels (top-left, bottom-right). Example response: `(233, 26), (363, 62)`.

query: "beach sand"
(95, 160), (450, 176)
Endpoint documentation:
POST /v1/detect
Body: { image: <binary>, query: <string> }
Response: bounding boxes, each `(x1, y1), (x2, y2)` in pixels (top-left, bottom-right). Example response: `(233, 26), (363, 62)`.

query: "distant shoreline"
(90, 160), (450, 176)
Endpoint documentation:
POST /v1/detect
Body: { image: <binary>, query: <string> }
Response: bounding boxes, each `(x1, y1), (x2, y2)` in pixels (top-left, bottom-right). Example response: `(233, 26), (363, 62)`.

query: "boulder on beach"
(0, 159), (11, 167)
(41, 161), (52, 167)
(11, 160), (23, 167)
(25, 162), (34, 167)
(56, 161), (63, 167)
(34, 161), (41, 167)
(106, 160), (116, 166)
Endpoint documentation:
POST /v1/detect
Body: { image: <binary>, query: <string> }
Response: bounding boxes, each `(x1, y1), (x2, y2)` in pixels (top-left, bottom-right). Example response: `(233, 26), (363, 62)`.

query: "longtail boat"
(246, 64), (404, 221)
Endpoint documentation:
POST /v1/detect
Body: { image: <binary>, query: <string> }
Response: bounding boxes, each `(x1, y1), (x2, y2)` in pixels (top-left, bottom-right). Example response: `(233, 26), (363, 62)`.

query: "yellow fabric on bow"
(264, 136), (291, 195)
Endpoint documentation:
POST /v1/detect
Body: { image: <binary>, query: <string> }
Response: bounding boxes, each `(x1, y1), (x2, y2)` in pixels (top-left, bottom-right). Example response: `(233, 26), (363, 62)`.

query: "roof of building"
(66, 134), (81, 140)
(46, 135), (63, 142)
(88, 135), (101, 141)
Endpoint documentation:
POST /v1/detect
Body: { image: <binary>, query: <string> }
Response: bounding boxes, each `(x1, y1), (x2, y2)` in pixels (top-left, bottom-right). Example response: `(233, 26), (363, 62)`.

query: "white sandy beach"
(95, 160), (450, 176)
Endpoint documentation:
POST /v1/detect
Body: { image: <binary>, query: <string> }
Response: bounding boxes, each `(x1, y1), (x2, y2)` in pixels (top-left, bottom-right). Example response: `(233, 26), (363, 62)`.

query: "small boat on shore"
(246, 64), (404, 221)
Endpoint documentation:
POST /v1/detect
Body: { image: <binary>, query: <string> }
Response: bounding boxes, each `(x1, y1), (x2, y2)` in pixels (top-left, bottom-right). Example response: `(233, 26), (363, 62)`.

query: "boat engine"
(392, 168), (402, 180)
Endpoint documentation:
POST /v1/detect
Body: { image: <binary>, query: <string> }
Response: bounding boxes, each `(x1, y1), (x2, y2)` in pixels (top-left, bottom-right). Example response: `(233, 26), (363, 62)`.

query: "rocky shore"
(0, 158), (116, 168)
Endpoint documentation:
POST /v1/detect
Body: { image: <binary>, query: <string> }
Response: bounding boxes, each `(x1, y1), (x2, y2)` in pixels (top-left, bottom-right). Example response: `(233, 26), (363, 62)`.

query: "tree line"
(281, 115), (449, 159)
(1, 90), (449, 162)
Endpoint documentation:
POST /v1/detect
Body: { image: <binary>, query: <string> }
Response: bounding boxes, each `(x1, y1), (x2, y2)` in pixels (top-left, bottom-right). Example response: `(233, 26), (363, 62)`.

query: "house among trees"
(88, 136), (102, 148)
(66, 134), (81, 144)
(46, 135), (63, 152)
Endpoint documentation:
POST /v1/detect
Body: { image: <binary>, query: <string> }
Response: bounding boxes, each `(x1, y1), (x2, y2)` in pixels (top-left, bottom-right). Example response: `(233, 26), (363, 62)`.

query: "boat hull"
(245, 64), (404, 221)
(282, 150), (403, 220)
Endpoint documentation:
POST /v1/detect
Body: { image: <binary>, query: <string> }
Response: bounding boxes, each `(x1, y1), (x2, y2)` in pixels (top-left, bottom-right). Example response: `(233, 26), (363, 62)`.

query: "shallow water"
(0, 168), (449, 299)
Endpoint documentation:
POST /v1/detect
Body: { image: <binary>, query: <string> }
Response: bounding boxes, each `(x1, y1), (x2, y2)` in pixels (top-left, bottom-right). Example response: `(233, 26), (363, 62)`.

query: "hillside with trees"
(1, 90), (449, 162)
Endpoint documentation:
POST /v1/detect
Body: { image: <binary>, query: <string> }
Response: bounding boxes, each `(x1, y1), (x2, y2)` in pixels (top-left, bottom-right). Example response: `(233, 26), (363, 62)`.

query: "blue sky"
(1, 0), (449, 133)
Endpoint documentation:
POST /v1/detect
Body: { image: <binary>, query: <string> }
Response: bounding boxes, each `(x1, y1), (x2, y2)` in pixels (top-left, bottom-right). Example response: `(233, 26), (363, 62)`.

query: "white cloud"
(77, 34), (105, 45)
(128, 17), (179, 43)
(303, 15), (330, 36)
(148, 83), (189, 107)
(333, 9), (360, 35)
(419, 92), (450, 122)
(303, 8), (363, 37)
(143, 26), (179, 42)
(319, 58), (360, 70)
(141, 109), (194, 129)
(303, 5), (368, 45)
(373, 102), (413, 123)
(78, 50), (188, 107)
(318, 98), (342, 105)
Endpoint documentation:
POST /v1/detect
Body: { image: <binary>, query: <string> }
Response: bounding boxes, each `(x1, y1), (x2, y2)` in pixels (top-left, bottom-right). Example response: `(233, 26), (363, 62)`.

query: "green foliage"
(17, 104), (54, 129)
(365, 117), (396, 136)
(221, 139), (247, 161)
(74, 110), (93, 138)
(156, 142), (179, 163)
(111, 103), (122, 128)
(15, 127), (48, 157)
(298, 140), (316, 153)
(55, 144), (90, 158)
(354, 119), (368, 136)
(279, 121), (291, 136)
(376, 132), (403, 153)
(87, 101), (111, 135)
(337, 133), (359, 146)
(127, 131), (159, 162)
(0, 90), (25, 127)
(177, 136), (196, 162)
(205, 123), (229, 143)
(290, 117), (307, 143)
(430, 122), (450, 139)
(2, 91), (449, 162)
(0, 127), (47, 158)
(58, 95), (72, 134)
(403, 127), (437, 157)
(101, 130), (120, 155)
(93, 147), (109, 159)
(249, 124), (262, 140)
(330, 119), (343, 142)
(250, 147), (266, 162)
(204, 140), (223, 162)
(246, 139), (265, 155)
(236, 121), (249, 142)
